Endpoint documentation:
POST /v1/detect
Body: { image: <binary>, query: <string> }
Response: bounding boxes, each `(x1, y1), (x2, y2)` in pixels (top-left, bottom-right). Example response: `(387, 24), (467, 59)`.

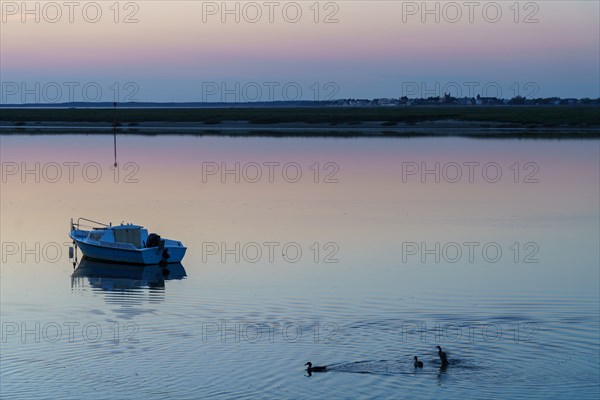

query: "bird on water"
(436, 346), (449, 366)
(413, 356), (424, 368)
(305, 362), (327, 375)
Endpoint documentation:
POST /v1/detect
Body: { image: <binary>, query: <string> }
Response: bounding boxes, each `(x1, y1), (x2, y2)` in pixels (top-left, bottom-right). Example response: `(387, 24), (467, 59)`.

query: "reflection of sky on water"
(1, 135), (598, 399)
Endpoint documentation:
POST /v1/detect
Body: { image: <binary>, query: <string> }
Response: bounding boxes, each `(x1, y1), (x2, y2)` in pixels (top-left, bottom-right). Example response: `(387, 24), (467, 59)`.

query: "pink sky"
(1, 1), (598, 101)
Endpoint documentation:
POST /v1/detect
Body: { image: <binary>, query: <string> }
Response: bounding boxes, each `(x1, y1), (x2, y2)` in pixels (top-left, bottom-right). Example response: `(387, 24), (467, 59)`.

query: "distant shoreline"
(1, 106), (599, 137)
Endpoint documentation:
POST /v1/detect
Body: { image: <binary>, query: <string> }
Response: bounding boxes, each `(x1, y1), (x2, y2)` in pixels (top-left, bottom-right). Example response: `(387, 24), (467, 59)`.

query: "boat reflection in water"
(71, 257), (187, 292)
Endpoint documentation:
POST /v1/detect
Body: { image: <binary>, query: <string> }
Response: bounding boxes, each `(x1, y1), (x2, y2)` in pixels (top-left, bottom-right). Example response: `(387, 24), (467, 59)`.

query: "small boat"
(69, 217), (186, 265)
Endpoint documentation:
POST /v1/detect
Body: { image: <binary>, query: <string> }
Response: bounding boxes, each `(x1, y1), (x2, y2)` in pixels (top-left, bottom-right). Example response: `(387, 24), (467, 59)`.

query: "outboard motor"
(158, 239), (170, 263)
(147, 233), (161, 248)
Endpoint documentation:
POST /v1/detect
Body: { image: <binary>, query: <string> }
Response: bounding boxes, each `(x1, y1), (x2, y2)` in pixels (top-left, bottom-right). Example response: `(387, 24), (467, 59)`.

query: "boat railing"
(71, 217), (110, 231)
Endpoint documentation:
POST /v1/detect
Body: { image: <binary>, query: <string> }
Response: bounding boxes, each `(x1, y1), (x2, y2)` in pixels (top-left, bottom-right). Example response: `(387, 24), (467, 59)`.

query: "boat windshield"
(89, 232), (103, 241)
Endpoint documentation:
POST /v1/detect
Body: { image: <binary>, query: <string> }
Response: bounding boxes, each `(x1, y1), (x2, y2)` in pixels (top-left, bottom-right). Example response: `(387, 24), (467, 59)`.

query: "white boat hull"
(73, 238), (186, 264)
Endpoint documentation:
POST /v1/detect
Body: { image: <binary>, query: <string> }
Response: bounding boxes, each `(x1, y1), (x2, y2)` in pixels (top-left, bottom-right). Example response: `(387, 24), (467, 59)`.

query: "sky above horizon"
(1, 1), (599, 103)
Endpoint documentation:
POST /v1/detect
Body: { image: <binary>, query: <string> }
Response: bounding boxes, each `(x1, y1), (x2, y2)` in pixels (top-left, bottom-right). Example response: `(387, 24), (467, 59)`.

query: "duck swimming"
(436, 346), (449, 366)
(413, 356), (424, 368)
(305, 362), (327, 374)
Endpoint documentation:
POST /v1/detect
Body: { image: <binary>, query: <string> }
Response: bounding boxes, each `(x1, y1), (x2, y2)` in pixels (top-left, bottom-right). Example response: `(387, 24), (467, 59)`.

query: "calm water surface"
(1, 135), (599, 399)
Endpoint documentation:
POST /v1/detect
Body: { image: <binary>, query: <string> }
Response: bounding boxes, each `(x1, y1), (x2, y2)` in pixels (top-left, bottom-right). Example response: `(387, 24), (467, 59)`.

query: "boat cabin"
(88, 224), (149, 249)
